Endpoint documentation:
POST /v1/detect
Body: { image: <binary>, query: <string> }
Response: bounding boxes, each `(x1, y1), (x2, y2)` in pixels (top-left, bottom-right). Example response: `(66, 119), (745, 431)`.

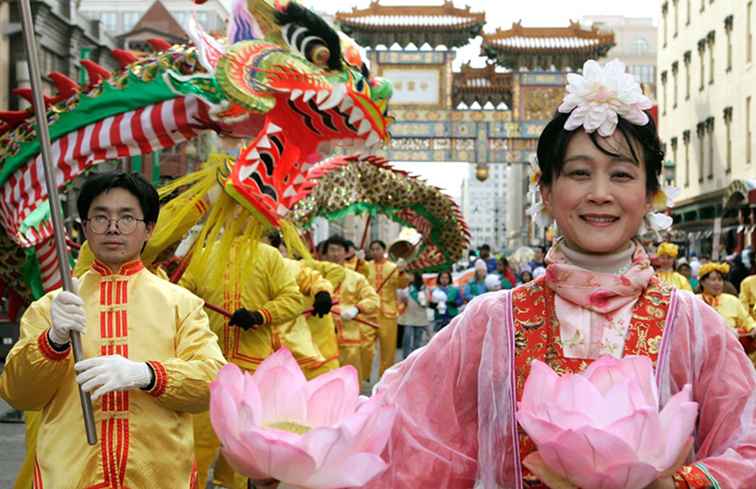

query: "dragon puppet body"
(0, 0), (393, 307)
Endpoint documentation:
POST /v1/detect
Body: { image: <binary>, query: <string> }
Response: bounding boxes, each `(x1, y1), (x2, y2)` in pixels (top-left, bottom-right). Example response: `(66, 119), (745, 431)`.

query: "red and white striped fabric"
(1, 96), (206, 248)
(35, 237), (65, 292)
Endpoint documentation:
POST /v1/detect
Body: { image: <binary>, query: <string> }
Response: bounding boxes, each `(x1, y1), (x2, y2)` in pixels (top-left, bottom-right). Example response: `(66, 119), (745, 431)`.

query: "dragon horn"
(244, 0), (284, 45)
(228, 0), (264, 43)
(48, 72), (80, 99)
(80, 59), (112, 87)
(111, 48), (139, 69)
(147, 38), (172, 52)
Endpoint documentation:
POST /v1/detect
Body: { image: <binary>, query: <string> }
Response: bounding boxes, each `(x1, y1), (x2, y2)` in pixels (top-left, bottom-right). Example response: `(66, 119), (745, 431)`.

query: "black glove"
(428, 301), (438, 310)
(446, 300), (457, 308)
(229, 308), (264, 330)
(312, 291), (333, 317)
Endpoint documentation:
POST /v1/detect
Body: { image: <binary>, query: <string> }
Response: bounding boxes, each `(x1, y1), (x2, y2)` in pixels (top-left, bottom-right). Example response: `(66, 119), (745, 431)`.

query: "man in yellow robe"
(322, 236), (379, 380)
(266, 230), (339, 378)
(180, 238), (304, 489)
(343, 239), (369, 277)
(0, 171), (225, 488)
(363, 240), (411, 379)
(654, 242), (693, 291)
(740, 273), (756, 320)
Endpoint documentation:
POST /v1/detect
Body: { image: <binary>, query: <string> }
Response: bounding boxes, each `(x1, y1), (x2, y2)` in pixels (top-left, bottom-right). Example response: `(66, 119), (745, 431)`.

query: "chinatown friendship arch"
(335, 1), (615, 247)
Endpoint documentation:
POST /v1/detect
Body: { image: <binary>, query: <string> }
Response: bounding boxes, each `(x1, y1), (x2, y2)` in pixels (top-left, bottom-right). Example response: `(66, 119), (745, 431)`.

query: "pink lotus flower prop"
(517, 356), (698, 489)
(210, 349), (396, 489)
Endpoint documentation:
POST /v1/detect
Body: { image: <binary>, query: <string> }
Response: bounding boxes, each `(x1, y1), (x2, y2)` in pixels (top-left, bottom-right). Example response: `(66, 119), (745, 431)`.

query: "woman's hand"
(522, 452), (578, 489)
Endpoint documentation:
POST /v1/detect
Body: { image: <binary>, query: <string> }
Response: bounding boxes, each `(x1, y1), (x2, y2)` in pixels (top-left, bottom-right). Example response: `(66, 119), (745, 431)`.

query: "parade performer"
(655, 242), (693, 291)
(0, 172), (225, 488)
(697, 262), (755, 334)
(362, 240), (410, 378)
(740, 269), (756, 321)
(357, 60), (755, 488)
(267, 230), (341, 377)
(321, 235), (379, 380)
(344, 240), (370, 277)
(463, 259), (490, 302)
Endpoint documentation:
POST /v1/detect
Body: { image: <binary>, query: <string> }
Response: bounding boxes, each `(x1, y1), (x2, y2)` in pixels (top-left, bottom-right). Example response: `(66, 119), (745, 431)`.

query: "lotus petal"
(305, 365), (360, 427)
(657, 385), (698, 470)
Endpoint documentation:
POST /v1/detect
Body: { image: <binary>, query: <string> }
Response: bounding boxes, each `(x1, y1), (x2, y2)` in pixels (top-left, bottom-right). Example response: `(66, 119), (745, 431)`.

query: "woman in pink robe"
(364, 62), (755, 489)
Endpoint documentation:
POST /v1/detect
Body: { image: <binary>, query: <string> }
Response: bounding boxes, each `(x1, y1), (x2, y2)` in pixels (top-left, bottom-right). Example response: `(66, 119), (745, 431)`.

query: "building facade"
(335, 2), (615, 250)
(583, 16), (658, 98)
(461, 162), (507, 251)
(78, 0), (227, 36)
(658, 0), (756, 257)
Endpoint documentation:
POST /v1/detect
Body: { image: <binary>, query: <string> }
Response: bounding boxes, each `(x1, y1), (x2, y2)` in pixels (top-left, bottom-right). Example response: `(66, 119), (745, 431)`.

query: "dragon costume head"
(0, 0), (393, 302)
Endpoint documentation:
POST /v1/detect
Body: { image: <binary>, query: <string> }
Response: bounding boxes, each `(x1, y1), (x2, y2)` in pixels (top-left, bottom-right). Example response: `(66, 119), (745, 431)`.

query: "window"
(707, 31), (715, 84)
(697, 122), (706, 182)
(663, 3), (669, 47)
(683, 130), (691, 187)
(661, 71), (668, 115)
(747, 97), (752, 164)
(674, 0), (679, 37)
(698, 39), (706, 91)
(749, 2), (753, 63)
(632, 38), (650, 56)
(684, 51), (692, 99)
(725, 16), (734, 72)
(670, 137), (679, 185)
(122, 12), (140, 32)
(723, 107), (733, 173)
(672, 62), (679, 108)
(100, 12), (117, 33)
(686, 0), (691, 25)
(706, 117), (715, 179)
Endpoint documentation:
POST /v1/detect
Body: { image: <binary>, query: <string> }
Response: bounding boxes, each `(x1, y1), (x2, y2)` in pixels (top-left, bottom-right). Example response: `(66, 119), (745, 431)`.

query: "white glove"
(49, 278), (85, 346)
(340, 306), (359, 321)
(75, 355), (153, 400)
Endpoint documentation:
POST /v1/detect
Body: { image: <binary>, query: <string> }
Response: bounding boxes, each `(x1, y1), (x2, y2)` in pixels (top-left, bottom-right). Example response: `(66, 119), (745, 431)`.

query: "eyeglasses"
(86, 215), (145, 235)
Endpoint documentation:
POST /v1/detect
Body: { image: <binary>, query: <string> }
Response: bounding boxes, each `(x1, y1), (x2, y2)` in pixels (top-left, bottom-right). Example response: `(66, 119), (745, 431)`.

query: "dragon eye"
(355, 78), (365, 93)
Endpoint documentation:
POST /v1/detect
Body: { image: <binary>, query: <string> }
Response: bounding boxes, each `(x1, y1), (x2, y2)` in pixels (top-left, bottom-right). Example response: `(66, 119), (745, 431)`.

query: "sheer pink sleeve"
(363, 294), (501, 489)
(665, 291), (756, 489)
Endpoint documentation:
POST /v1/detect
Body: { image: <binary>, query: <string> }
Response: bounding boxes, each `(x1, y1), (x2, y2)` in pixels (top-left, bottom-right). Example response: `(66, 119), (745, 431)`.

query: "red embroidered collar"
(92, 259), (144, 276)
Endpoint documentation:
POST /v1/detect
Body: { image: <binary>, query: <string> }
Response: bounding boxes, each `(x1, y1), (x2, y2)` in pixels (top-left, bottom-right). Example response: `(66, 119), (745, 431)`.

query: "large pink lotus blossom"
(517, 355), (698, 489)
(210, 349), (396, 489)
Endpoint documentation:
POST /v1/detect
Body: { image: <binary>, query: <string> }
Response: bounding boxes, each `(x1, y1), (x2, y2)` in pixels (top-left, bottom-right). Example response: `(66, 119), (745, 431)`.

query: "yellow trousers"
(360, 316), (397, 380)
(14, 411), (40, 489)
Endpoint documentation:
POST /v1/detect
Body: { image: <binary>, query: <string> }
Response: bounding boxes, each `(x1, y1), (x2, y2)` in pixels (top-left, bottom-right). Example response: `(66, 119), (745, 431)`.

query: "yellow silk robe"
(285, 259), (344, 377)
(332, 268), (379, 380)
(179, 241), (304, 372)
(0, 260), (225, 489)
(364, 260), (411, 377)
(700, 293), (756, 333)
(181, 241), (303, 489)
(656, 270), (693, 291)
(344, 255), (369, 277)
(739, 275), (756, 320)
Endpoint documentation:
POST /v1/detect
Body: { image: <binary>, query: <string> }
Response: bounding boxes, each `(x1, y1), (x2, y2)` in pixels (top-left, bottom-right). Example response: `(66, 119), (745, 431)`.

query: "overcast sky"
(298, 0), (661, 200)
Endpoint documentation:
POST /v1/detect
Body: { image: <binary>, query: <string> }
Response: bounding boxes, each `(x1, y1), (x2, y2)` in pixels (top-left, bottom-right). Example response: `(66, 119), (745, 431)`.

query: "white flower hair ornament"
(640, 186), (680, 234)
(559, 59), (654, 137)
(527, 157), (553, 228)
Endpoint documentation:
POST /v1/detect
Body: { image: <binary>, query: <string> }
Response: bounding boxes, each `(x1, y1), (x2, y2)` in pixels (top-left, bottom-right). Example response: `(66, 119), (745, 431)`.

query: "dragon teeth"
(357, 119), (372, 135)
(348, 107), (364, 125)
(366, 130), (380, 148)
(283, 185), (297, 198)
(339, 96), (354, 112)
(267, 122), (282, 134)
(294, 174), (305, 184)
(238, 161), (259, 181)
(247, 149), (260, 160)
(257, 136), (271, 149)
(290, 89), (303, 101)
(318, 83), (346, 111)
(316, 90), (329, 104)
(302, 90), (316, 102)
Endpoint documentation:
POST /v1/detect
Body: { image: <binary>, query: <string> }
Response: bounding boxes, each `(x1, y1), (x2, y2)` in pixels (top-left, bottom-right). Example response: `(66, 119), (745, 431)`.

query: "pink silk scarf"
(544, 240), (655, 358)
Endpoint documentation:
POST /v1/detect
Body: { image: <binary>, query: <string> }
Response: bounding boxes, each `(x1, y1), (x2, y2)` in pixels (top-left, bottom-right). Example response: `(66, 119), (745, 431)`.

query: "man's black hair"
(267, 230), (283, 249)
(324, 235), (350, 252)
(369, 239), (387, 250)
(77, 171), (160, 225)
